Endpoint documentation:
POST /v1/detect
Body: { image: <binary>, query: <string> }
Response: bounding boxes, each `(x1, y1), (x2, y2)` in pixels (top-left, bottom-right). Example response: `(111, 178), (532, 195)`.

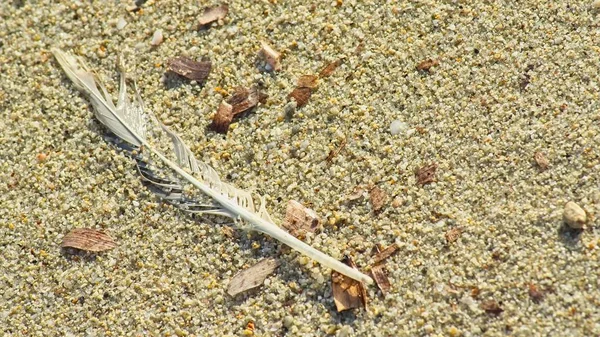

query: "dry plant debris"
(416, 59), (439, 71)
(445, 226), (463, 244)
(370, 263), (391, 295)
(211, 86), (268, 133)
(369, 186), (388, 213)
(61, 228), (117, 252)
(297, 75), (319, 89)
(480, 299), (504, 315)
(373, 243), (399, 264)
(528, 283), (546, 303)
(319, 58), (343, 78)
(167, 57), (211, 82)
(331, 257), (367, 312)
(198, 4), (229, 27)
(283, 200), (320, 238)
(288, 87), (312, 107)
(416, 163), (438, 185)
(227, 258), (280, 296)
(534, 151), (549, 171)
(325, 138), (347, 165)
(259, 41), (281, 71)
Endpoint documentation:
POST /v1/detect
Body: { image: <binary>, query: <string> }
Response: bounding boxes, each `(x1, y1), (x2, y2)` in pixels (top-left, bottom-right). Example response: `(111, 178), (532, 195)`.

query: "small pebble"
(116, 17), (127, 30)
(389, 120), (408, 135)
(151, 29), (163, 46)
(563, 201), (586, 229)
(593, 0), (600, 9)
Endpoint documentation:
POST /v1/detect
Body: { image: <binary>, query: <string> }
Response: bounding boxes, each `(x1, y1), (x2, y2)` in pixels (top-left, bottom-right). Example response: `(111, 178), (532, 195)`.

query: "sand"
(1, 1), (599, 336)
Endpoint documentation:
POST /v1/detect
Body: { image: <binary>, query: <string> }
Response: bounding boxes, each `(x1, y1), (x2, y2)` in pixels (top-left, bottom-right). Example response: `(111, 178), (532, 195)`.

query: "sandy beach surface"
(1, 1), (600, 336)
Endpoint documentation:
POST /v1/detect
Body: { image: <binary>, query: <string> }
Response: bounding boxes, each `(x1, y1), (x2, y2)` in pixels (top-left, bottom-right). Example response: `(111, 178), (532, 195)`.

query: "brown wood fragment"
(61, 228), (117, 252)
(416, 163), (438, 185)
(416, 59), (439, 71)
(283, 200), (320, 238)
(445, 226), (463, 244)
(211, 101), (234, 133)
(528, 283), (545, 303)
(534, 151), (549, 171)
(297, 75), (319, 89)
(371, 264), (391, 295)
(168, 57), (212, 82)
(259, 41), (281, 71)
(198, 4), (229, 27)
(480, 299), (503, 315)
(331, 256), (367, 312)
(212, 87), (267, 133)
(227, 258), (280, 296)
(369, 186), (388, 213)
(319, 59), (343, 78)
(373, 243), (398, 264)
(288, 87), (311, 107)
(325, 138), (347, 164)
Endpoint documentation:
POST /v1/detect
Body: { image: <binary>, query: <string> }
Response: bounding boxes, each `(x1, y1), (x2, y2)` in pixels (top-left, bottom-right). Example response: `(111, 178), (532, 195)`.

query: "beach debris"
(563, 201), (587, 229)
(416, 163), (438, 186)
(283, 200), (320, 238)
(389, 119), (408, 136)
(416, 59), (439, 72)
(480, 299), (503, 315)
(116, 17), (128, 30)
(259, 41), (281, 71)
(319, 58), (343, 78)
(288, 87), (311, 107)
(227, 258), (280, 296)
(61, 228), (117, 252)
(167, 56), (211, 82)
(150, 29), (163, 46)
(373, 243), (399, 264)
(198, 4), (229, 27)
(369, 185), (388, 213)
(528, 283), (546, 303)
(370, 263), (391, 295)
(534, 151), (549, 171)
(211, 86), (268, 133)
(445, 226), (463, 244)
(36, 152), (48, 163)
(297, 75), (319, 89)
(331, 257), (367, 312)
(325, 138), (347, 164)
(520, 64), (535, 91)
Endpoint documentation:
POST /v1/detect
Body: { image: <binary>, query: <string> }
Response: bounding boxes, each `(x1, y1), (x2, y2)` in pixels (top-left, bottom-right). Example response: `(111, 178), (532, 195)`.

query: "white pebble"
(593, 0), (600, 9)
(389, 120), (408, 135)
(151, 29), (163, 46)
(563, 201), (586, 229)
(116, 17), (127, 30)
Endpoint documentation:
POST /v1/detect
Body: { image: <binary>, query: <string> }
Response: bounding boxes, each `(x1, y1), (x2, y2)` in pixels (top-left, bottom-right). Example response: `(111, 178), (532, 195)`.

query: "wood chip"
(211, 101), (233, 133)
(61, 228), (117, 252)
(445, 226), (463, 244)
(198, 4), (228, 27)
(259, 41), (281, 71)
(288, 87), (311, 107)
(373, 243), (399, 264)
(534, 151), (549, 171)
(331, 257), (367, 312)
(371, 264), (391, 295)
(416, 59), (439, 71)
(283, 200), (320, 238)
(297, 75), (319, 89)
(416, 163), (438, 185)
(211, 87), (267, 133)
(168, 57), (212, 82)
(227, 258), (280, 296)
(319, 58), (343, 78)
(480, 299), (503, 315)
(369, 186), (388, 213)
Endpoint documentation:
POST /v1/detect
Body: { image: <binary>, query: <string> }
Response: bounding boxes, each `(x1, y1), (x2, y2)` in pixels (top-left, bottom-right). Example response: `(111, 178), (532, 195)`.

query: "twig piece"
(371, 264), (391, 295)
(168, 57), (212, 82)
(373, 243), (398, 264)
(61, 228), (117, 252)
(319, 59), (343, 78)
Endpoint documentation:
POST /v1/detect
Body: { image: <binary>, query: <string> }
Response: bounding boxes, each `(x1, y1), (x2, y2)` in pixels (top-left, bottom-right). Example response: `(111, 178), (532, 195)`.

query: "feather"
(51, 48), (373, 285)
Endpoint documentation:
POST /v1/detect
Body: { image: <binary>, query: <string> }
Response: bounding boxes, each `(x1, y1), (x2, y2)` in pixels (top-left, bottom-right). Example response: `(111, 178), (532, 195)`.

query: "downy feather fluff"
(51, 48), (373, 285)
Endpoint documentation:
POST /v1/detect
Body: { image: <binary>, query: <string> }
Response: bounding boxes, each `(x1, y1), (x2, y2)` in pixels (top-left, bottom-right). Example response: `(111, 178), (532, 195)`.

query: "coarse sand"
(1, 1), (599, 336)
